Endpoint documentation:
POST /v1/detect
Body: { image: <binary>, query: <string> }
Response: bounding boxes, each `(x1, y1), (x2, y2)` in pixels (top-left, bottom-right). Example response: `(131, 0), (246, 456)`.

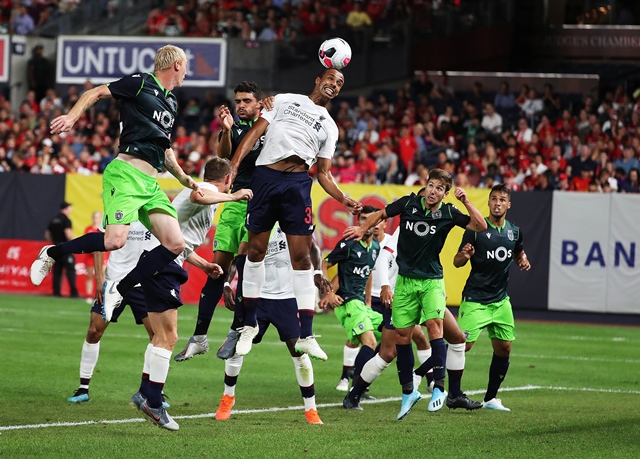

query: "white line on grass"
(2, 385), (640, 432)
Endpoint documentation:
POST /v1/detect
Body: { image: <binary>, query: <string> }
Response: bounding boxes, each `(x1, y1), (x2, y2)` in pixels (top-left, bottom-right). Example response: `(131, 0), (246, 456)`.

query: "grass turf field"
(1, 293), (639, 459)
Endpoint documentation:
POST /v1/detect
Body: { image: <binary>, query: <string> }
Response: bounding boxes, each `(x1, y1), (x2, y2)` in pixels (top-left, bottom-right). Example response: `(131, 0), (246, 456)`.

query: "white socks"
(291, 269), (315, 311)
(360, 354), (390, 384)
(416, 348), (432, 365)
(243, 259), (265, 298)
(343, 345), (360, 367)
(446, 342), (466, 371)
(292, 354), (316, 411)
(224, 355), (244, 397)
(80, 340), (100, 382)
(149, 346), (172, 384)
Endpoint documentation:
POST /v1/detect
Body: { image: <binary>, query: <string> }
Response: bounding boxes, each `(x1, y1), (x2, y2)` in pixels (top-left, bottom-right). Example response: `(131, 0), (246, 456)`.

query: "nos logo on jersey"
(405, 221), (436, 236)
(153, 110), (175, 129)
(487, 247), (512, 262)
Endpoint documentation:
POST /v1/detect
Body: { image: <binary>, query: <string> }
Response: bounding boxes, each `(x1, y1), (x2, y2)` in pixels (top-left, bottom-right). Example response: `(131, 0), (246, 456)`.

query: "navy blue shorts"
(91, 286), (148, 324)
(371, 296), (394, 330)
(246, 166), (314, 235)
(253, 297), (300, 343)
(141, 262), (189, 314)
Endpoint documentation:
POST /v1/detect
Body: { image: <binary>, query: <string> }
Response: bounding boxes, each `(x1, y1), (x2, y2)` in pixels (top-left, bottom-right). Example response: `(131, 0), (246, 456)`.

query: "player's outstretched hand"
(220, 105), (233, 131)
(343, 197), (362, 215)
(223, 284), (236, 311)
(50, 115), (75, 134)
(344, 225), (365, 241)
(181, 175), (204, 196)
(459, 243), (475, 260)
(231, 188), (253, 201)
(453, 187), (468, 203)
(314, 272), (332, 296)
(261, 96), (275, 111)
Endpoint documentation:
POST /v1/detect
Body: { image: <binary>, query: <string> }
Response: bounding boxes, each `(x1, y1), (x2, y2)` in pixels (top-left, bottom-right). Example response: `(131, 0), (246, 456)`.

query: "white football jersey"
(257, 93), (338, 168)
(261, 223), (294, 299)
(172, 182), (219, 266)
(371, 228), (399, 294)
(105, 221), (159, 282)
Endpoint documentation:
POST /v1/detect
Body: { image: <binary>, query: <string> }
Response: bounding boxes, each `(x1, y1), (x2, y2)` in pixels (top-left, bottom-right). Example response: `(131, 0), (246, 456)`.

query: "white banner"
(607, 194), (640, 313)
(549, 192), (640, 314)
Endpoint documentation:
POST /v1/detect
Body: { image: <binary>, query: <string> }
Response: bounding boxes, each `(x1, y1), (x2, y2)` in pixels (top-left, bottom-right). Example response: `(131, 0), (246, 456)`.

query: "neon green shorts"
(213, 200), (248, 254)
(391, 275), (446, 329)
(334, 299), (382, 346)
(102, 159), (176, 230)
(458, 296), (515, 343)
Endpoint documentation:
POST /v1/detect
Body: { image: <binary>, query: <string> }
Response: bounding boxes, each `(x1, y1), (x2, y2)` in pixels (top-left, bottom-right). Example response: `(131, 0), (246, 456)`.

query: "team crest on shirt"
(507, 230), (514, 241)
(372, 250), (377, 261)
(432, 210), (442, 219)
(358, 323), (365, 331)
(114, 210), (124, 221)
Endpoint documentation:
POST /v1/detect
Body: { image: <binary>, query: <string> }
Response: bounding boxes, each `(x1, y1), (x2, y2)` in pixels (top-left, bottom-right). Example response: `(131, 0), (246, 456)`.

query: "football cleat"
(294, 336), (328, 361)
(102, 280), (123, 322)
(446, 393), (483, 411)
(174, 336), (210, 362)
(139, 399), (179, 431)
(482, 398), (511, 411)
(235, 325), (260, 356)
(336, 378), (349, 391)
(397, 390), (422, 420)
(30, 245), (55, 286)
(67, 389), (89, 403)
(305, 408), (324, 425)
(427, 387), (447, 412)
(216, 329), (241, 360)
(215, 394), (235, 421)
(342, 394), (363, 411)
(130, 391), (146, 412)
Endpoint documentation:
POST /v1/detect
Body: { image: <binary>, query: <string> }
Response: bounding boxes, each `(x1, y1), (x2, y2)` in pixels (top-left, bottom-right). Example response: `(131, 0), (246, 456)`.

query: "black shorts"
(371, 296), (394, 330)
(246, 166), (314, 235)
(141, 262), (189, 314)
(91, 286), (148, 324)
(253, 297), (300, 343)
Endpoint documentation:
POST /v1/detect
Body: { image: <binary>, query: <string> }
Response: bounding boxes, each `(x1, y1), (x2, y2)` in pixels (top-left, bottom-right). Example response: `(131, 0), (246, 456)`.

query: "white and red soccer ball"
(318, 38), (352, 70)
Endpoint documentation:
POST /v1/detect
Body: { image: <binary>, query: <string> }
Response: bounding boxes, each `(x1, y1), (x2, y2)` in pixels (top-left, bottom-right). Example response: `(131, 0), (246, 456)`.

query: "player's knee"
(380, 344), (396, 362)
(465, 341), (474, 352)
(86, 325), (104, 343)
(445, 329), (466, 345)
(104, 235), (126, 251)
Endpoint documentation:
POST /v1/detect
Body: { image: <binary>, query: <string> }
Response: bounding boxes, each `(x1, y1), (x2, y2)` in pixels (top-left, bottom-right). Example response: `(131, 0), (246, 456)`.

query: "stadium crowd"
(1, 71), (639, 194)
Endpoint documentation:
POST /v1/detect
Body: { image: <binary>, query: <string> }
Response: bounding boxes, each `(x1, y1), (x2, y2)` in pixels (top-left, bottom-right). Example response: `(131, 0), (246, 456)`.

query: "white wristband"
(224, 282), (230, 288)
(313, 269), (323, 276)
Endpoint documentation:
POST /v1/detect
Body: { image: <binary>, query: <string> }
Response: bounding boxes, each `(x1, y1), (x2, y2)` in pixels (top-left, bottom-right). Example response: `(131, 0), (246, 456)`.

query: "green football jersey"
(460, 218), (524, 304)
(220, 119), (264, 192)
(385, 193), (470, 279)
(108, 73), (178, 172)
(325, 238), (380, 303)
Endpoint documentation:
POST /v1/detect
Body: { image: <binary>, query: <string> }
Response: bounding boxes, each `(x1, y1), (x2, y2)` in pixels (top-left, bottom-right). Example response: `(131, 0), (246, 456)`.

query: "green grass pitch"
(1, 293), (639, 459)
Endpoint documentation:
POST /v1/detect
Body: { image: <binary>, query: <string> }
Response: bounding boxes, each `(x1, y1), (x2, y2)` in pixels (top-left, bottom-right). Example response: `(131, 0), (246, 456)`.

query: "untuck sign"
(56, 36), (226, 87)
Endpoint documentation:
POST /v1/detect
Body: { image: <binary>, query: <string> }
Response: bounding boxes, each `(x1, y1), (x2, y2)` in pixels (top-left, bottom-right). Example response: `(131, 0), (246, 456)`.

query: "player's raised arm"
(164, 147), (203, 195)
(50, 85), (112, 134)
(217, 105), (234, 159)
(344, 209), (387, 241)
(316, 157), (362, 215)
(230, 117), (269, 181)
(454, 187), (487, 232)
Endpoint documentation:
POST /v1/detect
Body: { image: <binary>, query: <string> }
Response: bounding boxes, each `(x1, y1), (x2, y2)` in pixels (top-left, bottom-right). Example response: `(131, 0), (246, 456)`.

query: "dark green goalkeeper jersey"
(325, 238), (380, 303)
(460, 218), (524, 304)
(108, 73), (177, 172)
(385, 193), (470, 279)
(219, 119), (264, 192)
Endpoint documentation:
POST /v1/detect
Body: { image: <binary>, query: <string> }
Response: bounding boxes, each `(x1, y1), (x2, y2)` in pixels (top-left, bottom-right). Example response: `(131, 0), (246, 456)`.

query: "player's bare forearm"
(344, 209), (386, 241)
(164, 148), (187, 181)
(186, 252), (208, 270)
(217, 129), (232, 158)
(464, 201), (487, 232)
(191, 188), (252, 206)
(454, 242), (475, 267)
(70, 87), (109, 121)
(453, 252), (470, 268)
(230, 118), (268, 176)
(226, 257), (238, 283)
(93, 251), (105, 283)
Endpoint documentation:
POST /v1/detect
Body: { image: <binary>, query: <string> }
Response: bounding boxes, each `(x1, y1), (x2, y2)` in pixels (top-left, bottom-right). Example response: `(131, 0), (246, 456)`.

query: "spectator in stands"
(375, 139), (398, 184)
(567, 145), (597, 180)
(355, 145), (377, 184)
(614, 144), (640, 174)
(515, 118), (533, 147)
(27, 45), (52, 104)
(520, 88), (543, 123)
(346, 1), (372, 31)
(494, 81), (516, 113)
(11, 4), (34, 35)
(619, 168), (640, 193)
(482, 103), (502, 142)
(404, 163), (429, 186)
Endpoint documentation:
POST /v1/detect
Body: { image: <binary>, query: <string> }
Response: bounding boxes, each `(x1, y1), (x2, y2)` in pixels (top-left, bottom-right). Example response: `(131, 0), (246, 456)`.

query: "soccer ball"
(318, 38), (352, 70)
